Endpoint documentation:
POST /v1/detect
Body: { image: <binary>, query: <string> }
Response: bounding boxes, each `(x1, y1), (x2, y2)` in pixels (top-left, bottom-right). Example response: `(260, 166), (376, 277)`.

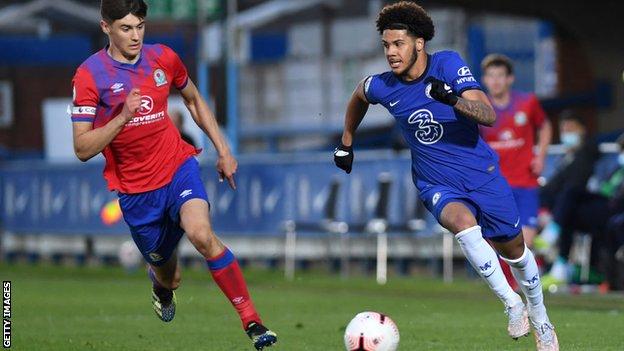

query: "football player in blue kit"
(333, 2), (558, 350)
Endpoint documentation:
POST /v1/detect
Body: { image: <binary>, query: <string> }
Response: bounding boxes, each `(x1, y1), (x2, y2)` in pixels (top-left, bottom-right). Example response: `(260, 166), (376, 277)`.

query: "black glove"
(425, 77), (458, 106)
(333, 143), (354, 174)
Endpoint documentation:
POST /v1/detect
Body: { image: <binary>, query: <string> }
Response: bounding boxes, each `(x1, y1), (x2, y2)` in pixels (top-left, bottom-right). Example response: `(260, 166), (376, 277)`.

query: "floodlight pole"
(226, 0), (239, 155)
(196, 0), (211, 152)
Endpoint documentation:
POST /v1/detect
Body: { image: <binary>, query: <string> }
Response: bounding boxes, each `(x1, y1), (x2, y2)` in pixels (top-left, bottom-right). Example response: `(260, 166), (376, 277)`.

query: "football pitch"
(3, 264), (623, 350)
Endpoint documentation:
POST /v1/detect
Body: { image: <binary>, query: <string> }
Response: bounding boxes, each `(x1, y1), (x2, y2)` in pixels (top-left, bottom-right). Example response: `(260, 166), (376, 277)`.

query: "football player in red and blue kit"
(70, 1), (276, 349)
(333, 2), (558, 350)
(479, 54), (553, 293)
(480, 54), (552, 247)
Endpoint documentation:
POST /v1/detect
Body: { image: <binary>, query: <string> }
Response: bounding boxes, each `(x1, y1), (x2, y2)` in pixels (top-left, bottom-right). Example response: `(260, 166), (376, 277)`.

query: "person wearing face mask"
(537, 113), (597, 251)
(538, 112), (599, 218)
(538, 126), (624, 290)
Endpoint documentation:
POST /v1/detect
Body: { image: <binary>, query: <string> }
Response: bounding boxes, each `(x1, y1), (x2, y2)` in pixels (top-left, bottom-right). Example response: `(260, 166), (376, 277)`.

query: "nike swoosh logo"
(389, 100), (400, 107)
(334, 150), (350, 157)
(483, 268), (496, 278)
(513, 217), (520, 228)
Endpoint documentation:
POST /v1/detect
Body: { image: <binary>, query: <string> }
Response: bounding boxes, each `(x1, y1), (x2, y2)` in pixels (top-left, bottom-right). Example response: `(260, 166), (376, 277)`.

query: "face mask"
(561, 132), (581, 148)
(618, 153), (624, 166)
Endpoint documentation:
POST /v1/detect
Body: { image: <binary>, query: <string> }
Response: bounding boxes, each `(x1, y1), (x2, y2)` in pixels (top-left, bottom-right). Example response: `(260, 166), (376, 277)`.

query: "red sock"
(207, 248), (261, 328)
(535, 255), (545, 272)
(499, 257), (519, 292)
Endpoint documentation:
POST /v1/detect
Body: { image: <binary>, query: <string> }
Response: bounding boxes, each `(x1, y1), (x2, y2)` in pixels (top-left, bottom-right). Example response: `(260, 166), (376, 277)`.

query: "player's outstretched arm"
(180, 79), (237, 189)
(454, 89), (497, 126)
(425, 77), (496, 126)
(341, 79), (370, 147)
(72, 88), (141, 162)
(334, 79), (370, 174)
(532, 118), (553, 175)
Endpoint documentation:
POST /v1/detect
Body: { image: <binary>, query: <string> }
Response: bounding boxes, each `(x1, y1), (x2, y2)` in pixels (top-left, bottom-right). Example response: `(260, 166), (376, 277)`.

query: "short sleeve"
(71, 67), (98, 123)
(362, 75), (379, 104)
(161, 45), (189, 90)
(441, 51), (481, 95)
(529, 94), (546, 127)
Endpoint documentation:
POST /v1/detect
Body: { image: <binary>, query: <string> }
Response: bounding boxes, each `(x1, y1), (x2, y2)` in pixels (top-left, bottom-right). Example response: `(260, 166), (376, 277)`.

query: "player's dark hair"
(101, 0), (148, 23)
(376, 1), (434, 41)
(559, 110), (586, 127)
(481, 54), (514, 75)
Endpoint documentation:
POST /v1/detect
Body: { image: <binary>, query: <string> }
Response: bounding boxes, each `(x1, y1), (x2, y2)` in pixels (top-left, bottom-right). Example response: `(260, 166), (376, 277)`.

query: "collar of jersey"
(395, 54), (431, 85)
(103, 45), (144, 68)
(491, 91), (516, 112)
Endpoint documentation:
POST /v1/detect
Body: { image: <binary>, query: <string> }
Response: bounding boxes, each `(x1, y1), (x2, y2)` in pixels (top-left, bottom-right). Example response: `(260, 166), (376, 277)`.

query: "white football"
(344, 311), (400, 351)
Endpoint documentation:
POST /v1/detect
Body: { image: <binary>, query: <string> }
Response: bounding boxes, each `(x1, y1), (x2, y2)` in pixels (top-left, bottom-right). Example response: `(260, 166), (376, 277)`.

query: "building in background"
(0, 0), (619, 159)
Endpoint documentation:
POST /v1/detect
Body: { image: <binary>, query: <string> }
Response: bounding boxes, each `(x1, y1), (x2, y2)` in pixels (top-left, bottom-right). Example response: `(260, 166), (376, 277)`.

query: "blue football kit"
(364, 51), (521, 241)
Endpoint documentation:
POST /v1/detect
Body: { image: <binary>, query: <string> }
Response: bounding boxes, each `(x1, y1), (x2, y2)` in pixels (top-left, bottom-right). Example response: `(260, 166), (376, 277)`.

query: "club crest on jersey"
(432, 192), (441, 206)
(408, 109), (444, 144)
(514, 111), (527, 126)
(149, 252), (163, 262)
(153, 68), (167, 87)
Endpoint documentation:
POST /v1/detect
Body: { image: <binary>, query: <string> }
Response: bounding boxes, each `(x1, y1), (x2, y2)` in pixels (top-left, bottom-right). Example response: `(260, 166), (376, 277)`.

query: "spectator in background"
(541, 133), (624, 291)
(170, 109), (197, 148)
(537, 114), (610, 289)
(537, 112), (599, 248)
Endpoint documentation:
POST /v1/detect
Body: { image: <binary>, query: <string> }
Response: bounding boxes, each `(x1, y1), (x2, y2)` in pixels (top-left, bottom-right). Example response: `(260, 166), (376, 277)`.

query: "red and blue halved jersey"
(71, 44), (198, 194)
(480, 91), (546, 187)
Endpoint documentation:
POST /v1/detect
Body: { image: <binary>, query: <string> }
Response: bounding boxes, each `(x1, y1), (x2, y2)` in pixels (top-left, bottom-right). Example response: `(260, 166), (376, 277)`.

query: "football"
(344, 311), (400, 351)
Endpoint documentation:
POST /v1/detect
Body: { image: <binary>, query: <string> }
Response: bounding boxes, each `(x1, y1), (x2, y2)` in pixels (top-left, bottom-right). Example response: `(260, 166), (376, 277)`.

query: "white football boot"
(505, 301), (531, 339)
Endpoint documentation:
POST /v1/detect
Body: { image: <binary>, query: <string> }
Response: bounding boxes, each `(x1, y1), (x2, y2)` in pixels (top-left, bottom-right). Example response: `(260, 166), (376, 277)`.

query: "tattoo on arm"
(453, 98), (496, 126)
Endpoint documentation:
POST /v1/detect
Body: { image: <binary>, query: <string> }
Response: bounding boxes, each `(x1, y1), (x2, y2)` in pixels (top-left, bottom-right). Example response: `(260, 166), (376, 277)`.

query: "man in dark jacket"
(538, 119), (624, 289)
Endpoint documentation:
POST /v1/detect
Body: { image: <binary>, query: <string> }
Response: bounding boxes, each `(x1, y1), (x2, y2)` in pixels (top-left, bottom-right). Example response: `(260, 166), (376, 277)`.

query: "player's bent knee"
(494, 233), (526, 260)
(184, 220), (213, 241)
(447, 213), (478, 234)
(440, 202), (478, 234)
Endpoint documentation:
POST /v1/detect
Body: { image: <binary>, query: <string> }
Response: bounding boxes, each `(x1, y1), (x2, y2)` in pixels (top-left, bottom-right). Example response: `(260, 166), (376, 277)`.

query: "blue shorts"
(419, 175), (521, 242)
(118, 157), (208, 266)
(511, 187), (539, 229)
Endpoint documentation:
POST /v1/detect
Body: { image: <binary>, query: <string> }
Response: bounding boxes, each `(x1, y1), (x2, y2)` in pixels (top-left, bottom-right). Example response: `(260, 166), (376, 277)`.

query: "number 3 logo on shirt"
(408, 109), (444, 145)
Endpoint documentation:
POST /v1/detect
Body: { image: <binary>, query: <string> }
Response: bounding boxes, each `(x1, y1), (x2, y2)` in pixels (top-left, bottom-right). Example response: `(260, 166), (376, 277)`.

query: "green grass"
(1, 264), (623, 350)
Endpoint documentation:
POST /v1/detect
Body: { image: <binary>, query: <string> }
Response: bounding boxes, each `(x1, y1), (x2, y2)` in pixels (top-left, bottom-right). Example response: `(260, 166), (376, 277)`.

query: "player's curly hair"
(376, 1), (435, 41)
(481, 54), (514, 75)
(101, 0), (148, 23)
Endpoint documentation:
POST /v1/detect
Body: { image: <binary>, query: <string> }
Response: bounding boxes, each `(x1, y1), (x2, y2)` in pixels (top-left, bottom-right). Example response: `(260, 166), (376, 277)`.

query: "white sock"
(456, 226), (521, 308)
(502, 245), (549, 323)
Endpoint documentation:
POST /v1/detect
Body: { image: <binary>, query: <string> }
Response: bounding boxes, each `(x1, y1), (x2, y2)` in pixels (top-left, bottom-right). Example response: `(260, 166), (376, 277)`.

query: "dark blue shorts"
(419, 175), (521, 242)
(511, 186), (539, 229)
(118, 157), (208, 266)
